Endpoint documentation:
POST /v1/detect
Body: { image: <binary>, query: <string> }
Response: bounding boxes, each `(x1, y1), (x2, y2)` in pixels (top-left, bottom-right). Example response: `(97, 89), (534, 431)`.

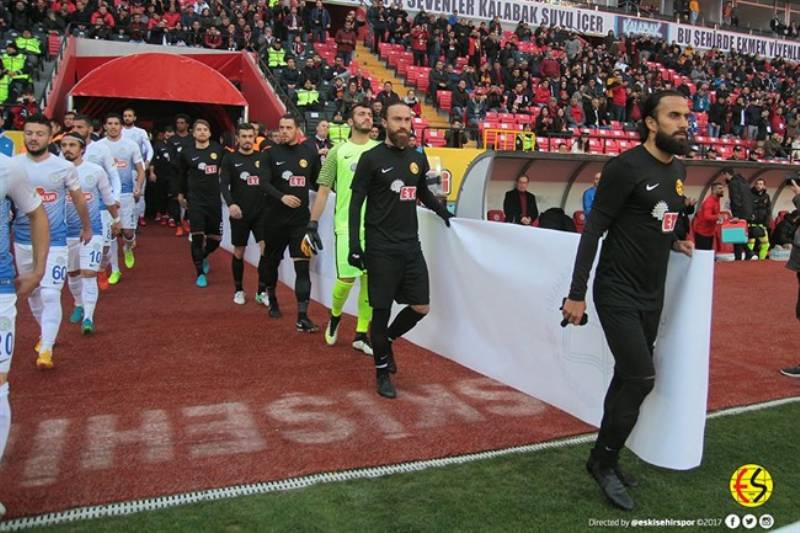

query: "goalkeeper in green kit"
(305, 102), (377, 355)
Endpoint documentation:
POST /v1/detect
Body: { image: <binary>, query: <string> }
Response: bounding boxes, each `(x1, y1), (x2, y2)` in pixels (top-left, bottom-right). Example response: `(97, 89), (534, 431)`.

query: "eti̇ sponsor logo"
(35, 187), (57, 203)
(730, 464), (773, 508)
(114, 158), (128, 169)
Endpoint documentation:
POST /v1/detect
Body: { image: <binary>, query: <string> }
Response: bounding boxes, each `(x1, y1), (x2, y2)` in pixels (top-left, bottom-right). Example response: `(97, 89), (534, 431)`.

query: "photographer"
(781, 178), (800, 377)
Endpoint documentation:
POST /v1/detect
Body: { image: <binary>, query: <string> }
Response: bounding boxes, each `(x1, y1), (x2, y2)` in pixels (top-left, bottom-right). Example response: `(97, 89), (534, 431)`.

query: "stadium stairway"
(354, 42), (449, 129)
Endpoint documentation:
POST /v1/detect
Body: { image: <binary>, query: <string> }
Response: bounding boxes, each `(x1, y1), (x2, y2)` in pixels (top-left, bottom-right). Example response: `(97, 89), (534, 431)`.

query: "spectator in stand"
(540, 51), (560, 80)
(708, 96), (725, 138)
(451, 79), (469, 118)
(764, 133), (788, 159)
(706, 146), (720, 159)
(585, 97), (610, 128)
(792, 137), (800, 161)
(567, 97), (586, 128)
(285, 6), (303, 45)
(534, 106), (555, 136)
(692, 182), (724, 250)
(308, 0), (331, 43)
(689, 0), (701, 24)
(403, 89), (421, 117)
(428, 60), (449, 106)
(607, 74), (627, 122)
(466, 90), (486, 140)
(582, 172), (600, 216)
(334, 22), (358, 67)
(503, 175), (538, 226)
(376, 81), (400, 108)
(445, 118), (468, 148)
(91, 3), (115, 28)
(280, 56), (301, 92)
(744, 98), (762, 140)
(410, 23), (428, 67)
(204, 25), (223, 49)
(8, 89), (39, 130)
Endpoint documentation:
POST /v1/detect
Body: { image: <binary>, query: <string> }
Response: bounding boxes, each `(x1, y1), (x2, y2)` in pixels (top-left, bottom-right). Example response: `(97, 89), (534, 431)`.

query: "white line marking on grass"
(2, 396), (798, 531)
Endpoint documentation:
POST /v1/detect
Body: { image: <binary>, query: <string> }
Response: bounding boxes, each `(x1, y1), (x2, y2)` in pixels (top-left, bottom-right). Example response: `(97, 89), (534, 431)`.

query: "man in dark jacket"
(537, 208), (577, 232)
(722, 167), (755, 260)
(749, 178), (772, 260)
(503, 175), (538, 225)
(781, 178), (800, 378)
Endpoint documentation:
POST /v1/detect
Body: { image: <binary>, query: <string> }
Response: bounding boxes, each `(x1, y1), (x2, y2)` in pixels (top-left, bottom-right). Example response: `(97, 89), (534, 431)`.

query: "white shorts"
(14, 243), (69, 290)
(0, 293), (16, 374)
(68, 235), (104, 272)
(119, 193), (136, 230)
(101, 210), (114, 246)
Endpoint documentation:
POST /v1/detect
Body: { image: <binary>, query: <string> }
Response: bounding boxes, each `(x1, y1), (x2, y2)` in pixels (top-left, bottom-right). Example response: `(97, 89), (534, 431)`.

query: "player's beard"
(63, 152), (78, 162)
(353, 121), (372, 134)
(387, 128), (409, 149)
(26, 145), (48, 157)
(654, 129), (689, 156)
(240, 142), (253, 151)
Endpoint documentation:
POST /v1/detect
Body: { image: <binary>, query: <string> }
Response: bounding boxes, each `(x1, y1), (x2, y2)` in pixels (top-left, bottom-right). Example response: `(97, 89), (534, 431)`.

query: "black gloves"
(303, 220), (323, 255)
(348, 245), (366, 270)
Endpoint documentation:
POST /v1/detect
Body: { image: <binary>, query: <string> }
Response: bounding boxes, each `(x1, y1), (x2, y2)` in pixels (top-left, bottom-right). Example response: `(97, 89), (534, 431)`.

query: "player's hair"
(104, 112), (122, 124)
(351, 100), (372, 114)
(637, 90), (685, 142)
(72, 113), (92, 125)
(175, 113), (190, 123)
(382, 101), (412, 119)
(64, 110), (76, 118)
(61, 132), (86, 146)
(163, 124), (175, 132)
(279, 114), (300, 127)
(123, 107), (137, 115)
(193, 119), (211, 130)
(23, 113), (52, 130)
(236, 122), (256, 135)
(720, 166), (734, 176)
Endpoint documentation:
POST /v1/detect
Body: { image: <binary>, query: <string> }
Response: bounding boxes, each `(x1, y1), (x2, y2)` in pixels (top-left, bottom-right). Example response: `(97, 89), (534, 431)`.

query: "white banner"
(222, 198), (713, 470)
(668, 24), (800, 61)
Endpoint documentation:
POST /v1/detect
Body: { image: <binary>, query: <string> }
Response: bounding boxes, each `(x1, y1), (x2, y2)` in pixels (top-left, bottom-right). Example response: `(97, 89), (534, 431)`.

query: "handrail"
(256, 55), (307, 133)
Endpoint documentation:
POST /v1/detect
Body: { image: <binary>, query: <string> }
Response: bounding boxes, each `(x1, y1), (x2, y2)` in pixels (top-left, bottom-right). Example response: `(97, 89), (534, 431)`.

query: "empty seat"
(487, 210), (506, 222)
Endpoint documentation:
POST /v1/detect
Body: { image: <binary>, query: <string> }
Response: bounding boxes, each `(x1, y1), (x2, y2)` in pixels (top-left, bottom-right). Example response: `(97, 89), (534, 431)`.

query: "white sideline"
(1, 396), (798, 531)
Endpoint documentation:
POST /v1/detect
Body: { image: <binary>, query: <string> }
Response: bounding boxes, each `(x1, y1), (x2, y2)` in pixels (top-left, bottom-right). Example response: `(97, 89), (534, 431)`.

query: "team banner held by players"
(222, 198), (714, 470)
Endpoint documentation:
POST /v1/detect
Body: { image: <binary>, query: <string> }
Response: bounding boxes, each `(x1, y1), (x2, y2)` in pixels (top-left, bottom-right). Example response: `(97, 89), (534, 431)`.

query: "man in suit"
(503, 175), (538, 225)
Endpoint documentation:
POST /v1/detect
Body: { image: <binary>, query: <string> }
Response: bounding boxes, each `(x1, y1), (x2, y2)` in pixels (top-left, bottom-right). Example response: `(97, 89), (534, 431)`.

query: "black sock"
(371, 308), (391, 369)
(190, 234), (205, 276)
(257, 254), (268, 293)
(387, 306), (426, 340)
(232, 256), (244, 291)
(204, 238), (220, 257)
(294, 260), (311, 318)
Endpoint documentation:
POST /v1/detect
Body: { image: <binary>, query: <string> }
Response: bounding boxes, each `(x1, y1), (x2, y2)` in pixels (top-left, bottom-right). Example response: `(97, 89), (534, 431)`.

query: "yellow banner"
(425, 147), (485, 202)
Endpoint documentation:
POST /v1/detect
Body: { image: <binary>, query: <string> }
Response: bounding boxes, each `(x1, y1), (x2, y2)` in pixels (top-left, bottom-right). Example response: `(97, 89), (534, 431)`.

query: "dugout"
(455, 152), (799, 221)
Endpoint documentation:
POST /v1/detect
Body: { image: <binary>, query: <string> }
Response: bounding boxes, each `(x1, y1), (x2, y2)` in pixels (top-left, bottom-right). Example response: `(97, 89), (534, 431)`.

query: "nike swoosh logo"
(343, 154), (354, 159)
(234, 163), (243, 167)
(191, 157), (199, 161)
(276, 161), (286, 166)
(381, 167), (394, 174)
(646, 183), (659, 191)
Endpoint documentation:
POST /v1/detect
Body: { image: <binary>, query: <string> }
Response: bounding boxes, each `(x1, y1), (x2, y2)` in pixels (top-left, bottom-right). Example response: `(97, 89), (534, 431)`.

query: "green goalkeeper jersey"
(316, 139), (380, 233)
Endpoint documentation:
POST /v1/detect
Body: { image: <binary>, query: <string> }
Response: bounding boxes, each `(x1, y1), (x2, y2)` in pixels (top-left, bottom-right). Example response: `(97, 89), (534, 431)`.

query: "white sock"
(68, 275), (83, 307)
(0, 382), (9, 460)
(109, 240), (120, 273)
(82, 276), (99, 321)
(39, 287), (62, 351)
(28, 286), (43, 326)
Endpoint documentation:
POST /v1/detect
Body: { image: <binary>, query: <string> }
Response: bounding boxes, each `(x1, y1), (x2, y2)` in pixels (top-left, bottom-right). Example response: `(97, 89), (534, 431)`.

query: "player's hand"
(685, 197), (697, 207)
(672, 239), (694, 257)
(440, 209), (454, 227)
(133, 186), (141, 201)
(521, 216), (531, 225)
(281, 195), (301, 208)
(111, 222), (121, 237)
(229, 204), (243, 219)
(305, 220), (324, 252)
(560, 298), (587, 327)
(178, 194), (188, 210)
(348, 246), (365, 270)
(148, 172), (157, 183)
(15, 270), (43, 297)
(80, 227), (93, 245)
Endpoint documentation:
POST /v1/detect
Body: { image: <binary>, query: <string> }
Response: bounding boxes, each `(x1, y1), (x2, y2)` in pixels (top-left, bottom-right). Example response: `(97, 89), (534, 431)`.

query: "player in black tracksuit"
(261, 115), (321, 332)
(177, 119), (224, 288)
(348, 102), (453, 399)
(219, 123), (270, 303)
(169, 114), (195, 232)
(562, 91), (695, 511)
(151, 127), (178, 226)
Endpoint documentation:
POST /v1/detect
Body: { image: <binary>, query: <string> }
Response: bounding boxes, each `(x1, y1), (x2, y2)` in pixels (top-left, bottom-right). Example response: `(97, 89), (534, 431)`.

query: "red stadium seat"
(424, 129), (447, 147)
(437, 91), (452, 112)
(537, 137), (550, 151)
(588, 138), (604, 154)
(605, 140), (620, 155)
(487, 210), (506, 222)
(498, 113), (515, 123)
